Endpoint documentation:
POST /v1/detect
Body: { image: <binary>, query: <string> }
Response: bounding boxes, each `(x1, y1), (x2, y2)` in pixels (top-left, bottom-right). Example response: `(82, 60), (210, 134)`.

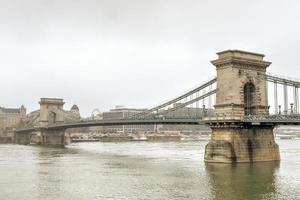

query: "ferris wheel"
(91, 108), (102, 120)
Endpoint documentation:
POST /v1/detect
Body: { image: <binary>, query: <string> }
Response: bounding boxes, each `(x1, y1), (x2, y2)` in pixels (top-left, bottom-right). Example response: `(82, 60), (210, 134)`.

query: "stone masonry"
(204, 50), (280, 163)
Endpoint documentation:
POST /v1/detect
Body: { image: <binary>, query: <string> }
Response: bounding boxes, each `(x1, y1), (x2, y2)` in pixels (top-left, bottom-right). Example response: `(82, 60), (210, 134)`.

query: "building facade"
(102, 106), (154, 133)
(0, 105), (26, 135)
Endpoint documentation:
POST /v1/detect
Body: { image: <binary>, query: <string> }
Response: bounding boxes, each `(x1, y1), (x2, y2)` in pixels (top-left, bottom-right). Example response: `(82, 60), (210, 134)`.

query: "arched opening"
(244, 82), (255, 115)
(48, 111), (57, 124)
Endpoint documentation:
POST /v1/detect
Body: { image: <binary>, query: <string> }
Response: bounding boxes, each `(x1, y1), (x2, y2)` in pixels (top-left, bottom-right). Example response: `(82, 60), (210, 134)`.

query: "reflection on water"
(0, 140), (299, 200)
(206, 162), (279, 200)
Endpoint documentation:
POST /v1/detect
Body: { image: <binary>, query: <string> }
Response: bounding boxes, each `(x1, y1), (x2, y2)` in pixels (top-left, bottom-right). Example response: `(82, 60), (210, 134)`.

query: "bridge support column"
(205, 125), (280, 163)
(15, 129), (70, 146)
(283, 84), (288, 114)
(274, 82), (278, 114)
(15, 132), (31, 145)
(40, 129), (69, 146)
(293, 86), (298, 114)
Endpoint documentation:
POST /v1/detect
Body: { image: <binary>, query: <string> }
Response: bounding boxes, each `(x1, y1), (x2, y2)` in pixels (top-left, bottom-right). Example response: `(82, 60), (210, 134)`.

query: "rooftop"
(211, 49), (271, 69)
(217, 49), (265, 60)
(39, 98), (65, 105)
(0, 107), (21, 114)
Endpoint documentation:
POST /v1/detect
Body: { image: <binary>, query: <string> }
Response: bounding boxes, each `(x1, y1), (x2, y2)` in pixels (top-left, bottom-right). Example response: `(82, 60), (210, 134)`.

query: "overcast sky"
(1, 0), (300, 116)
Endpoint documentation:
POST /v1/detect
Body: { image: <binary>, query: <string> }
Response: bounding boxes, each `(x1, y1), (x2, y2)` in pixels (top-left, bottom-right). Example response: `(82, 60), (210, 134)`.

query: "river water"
(0, 140), (299, 200)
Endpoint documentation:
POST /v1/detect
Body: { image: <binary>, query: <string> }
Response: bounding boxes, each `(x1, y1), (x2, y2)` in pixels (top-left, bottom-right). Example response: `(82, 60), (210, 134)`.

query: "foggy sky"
(1, 0), (300, 116)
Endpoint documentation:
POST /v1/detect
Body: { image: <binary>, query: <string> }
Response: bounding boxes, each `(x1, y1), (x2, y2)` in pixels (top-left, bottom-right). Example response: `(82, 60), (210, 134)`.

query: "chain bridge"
(15, 49), (300, 163)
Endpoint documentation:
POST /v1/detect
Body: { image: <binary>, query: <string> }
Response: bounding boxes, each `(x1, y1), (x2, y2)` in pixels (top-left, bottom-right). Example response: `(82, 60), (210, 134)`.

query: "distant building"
(161, 103), (214, 119)
(0, 105), (26, 135)
(101, 105), (213, 134)
(68, 104), (81, 121)
(155, 103), (213, 134)
(102, 106), (154, 133)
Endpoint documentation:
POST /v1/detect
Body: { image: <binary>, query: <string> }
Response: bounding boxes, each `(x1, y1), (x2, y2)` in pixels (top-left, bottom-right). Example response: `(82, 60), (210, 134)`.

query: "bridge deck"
(16, 114), (300, 133)
(16, 118), (203, 132)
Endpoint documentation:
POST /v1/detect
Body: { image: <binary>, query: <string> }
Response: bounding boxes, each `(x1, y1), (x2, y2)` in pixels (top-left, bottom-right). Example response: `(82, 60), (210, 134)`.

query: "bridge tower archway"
(48, 111), (57, 124)
(39, 98), (65, 127)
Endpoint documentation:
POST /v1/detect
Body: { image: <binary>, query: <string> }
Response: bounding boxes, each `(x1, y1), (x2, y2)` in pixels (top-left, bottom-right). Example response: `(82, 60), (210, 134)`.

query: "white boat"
(276, 134), (297, 140)
(180, 135), (210, 141)
(131, 136), (148, 141)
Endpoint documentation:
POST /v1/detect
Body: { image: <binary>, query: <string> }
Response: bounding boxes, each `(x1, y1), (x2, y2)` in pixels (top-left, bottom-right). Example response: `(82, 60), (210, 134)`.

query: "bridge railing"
(243, 114), (300, 123)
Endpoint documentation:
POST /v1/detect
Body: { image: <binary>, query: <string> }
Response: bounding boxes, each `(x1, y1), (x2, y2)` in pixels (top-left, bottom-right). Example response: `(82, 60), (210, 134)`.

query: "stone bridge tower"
(213, 50), (270, 117)
(204, 50), (280, 163)
(39, 98), (65, 127)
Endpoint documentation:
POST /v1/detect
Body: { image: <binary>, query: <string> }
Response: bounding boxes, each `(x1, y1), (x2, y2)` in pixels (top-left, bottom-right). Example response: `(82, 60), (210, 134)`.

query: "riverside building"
(102, 106), (153, 133)
(0, 105), (26, 138)
(102, 104), (213, 134)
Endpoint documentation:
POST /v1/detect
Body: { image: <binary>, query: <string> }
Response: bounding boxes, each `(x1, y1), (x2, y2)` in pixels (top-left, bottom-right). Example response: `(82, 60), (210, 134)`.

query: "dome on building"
(71, 104), (79, 111)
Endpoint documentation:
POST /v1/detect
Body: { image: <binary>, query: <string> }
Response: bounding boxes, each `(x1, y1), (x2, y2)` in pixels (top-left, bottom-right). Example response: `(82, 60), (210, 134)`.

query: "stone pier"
(15, 129), (70, 146)
(204, 126), (280, 163)
(39, 129), (70, 146)
(15, 132), (31, 145)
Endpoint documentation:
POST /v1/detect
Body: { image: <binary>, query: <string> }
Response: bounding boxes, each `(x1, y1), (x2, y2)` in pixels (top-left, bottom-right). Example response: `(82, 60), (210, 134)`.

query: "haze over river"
(0, 140), (300, 200)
